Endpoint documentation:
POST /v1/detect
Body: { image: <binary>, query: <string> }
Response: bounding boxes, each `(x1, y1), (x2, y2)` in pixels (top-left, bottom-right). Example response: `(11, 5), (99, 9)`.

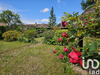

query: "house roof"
(0, 23), (8, 26)
(24, 23), (49, 28)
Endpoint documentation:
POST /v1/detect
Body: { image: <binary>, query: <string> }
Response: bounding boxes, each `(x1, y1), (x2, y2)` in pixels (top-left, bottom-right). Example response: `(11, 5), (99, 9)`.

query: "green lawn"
(0, 40), (30, 53)
(0, 38), (81, 75)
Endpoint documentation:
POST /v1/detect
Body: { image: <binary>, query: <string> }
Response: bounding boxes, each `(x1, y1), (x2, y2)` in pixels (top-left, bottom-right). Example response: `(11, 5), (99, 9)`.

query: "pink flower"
(84, 28), (86, 30)
(66, 34), (69, 38)
(53, 50), (56, 53)
(62, 32), (66, 37)
(89, 17), (91, 19)
(68, 51), (82, 65)
(92, 21), (94, 23)
(59, 54), (63, 59)
(85, 23), (88, 25)
(63, 46), (68, 52)
(94, 32), (97, 35)
(83, 19), (86, 22)
(62, 32), (69, 38)
(71, 46), (77, 53)
(62, 21), (67, 27)
(77, 52), (82, 56)
(59, 38), (62, 42)
(68, 47), (82, 66)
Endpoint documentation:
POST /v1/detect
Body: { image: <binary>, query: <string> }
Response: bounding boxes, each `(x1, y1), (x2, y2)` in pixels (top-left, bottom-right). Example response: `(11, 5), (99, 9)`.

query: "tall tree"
(49, 7), (56, 28)
(0, 10), (22, 26)
(81, 0), (96, 10)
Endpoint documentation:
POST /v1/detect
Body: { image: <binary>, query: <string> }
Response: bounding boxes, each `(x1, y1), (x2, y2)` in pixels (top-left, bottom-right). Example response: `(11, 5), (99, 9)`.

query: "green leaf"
(90, 41), (98, 51)
(68, 37), (75, 42)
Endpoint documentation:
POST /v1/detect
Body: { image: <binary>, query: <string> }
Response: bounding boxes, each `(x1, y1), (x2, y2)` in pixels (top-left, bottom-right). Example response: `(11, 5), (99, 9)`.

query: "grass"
(0, 40), (30, 53)
(0, 38), (81, 75)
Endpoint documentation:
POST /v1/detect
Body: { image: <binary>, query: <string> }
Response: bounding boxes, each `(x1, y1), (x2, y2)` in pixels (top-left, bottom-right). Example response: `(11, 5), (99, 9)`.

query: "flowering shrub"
(2, 30), (21, 41)
(53, 29), (69, 45)
(53, 2), (100, 68)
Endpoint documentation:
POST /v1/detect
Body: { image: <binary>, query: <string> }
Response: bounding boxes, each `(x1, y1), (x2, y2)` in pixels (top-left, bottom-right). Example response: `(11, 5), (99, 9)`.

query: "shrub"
(53, 29), (69, 45)
(2, 30), (21, 41)
(43, 29), (69, 45)
(18, 35), (28, 43)
(0, 26), (10, 39)
(24, 29), (37, 43)
(43, 30), (55, 44)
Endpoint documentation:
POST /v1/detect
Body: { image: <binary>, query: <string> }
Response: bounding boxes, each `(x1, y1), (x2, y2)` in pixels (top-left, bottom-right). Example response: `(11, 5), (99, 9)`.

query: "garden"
(0, 0), (100, 75)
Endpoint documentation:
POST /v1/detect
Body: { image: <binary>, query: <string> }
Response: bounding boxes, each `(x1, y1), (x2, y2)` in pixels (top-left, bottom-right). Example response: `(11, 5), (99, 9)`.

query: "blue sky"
(0, 0), (83, 24)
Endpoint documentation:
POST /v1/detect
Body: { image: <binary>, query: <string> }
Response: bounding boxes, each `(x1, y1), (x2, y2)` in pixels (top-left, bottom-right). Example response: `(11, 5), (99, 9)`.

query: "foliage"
(18, 35), (29, 43)
(81, 0), (96, 10)
(54, 29), (69, 45)
(0, 26), (10, 39)
(27, 26), (36, 30)
(49, 7), (56, 28)
(82, 40), (100, 58)
(2, 30), (21, 41)
(54, 1), (100, 68)
(24, 30), (37, 43)
(0, 10), (22, 26)
(43, 30), (55, 44)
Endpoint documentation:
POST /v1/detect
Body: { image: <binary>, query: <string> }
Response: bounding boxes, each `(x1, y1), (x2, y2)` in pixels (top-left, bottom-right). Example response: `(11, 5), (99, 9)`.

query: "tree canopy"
(49, 7), (56, 28)
(0, 10), (22, 26)
(81, 0), (96, 10)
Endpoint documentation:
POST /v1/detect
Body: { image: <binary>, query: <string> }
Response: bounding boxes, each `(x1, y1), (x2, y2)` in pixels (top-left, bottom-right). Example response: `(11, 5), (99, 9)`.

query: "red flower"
(63, 46), (68, 52)
(62, 32), (69, 38)
(71, 46), (77, 53)
(53, 50), (56, 53)
(62, 32), (66, 37)
(68, 47), (82, 66)
(84, 28), (86, 30)
(89, 17), (91, 19)
(92, 21), (94, 23)
(59, 54), (63, 59)
(83, 19), (86, 22)
(94, 32), (97, 35)
(68, 51), (82, 65)
(62, 21), (67, 27)
(66, 34), (69, 38)
(85, 23), (88, 25)
(59, 38), (62, 42)
(77, 52), (82, 56)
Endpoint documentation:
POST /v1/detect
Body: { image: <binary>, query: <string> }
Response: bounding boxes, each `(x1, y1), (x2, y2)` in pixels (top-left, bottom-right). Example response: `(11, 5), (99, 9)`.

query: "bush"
(43, 30), (55, 44)
(54, 29), (69, 45)
(0, 26), (10, 39)
(18, 35), (28, 43)
(24, 29), (37, 43)
(2, 30), (21, 41)
(43, 29), (69, 45)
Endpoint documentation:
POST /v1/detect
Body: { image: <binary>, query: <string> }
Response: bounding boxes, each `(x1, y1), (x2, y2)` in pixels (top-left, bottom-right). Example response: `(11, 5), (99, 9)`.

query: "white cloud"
(41, 19), (49, 22)
(0, 7), (2, 10)
(57, 0), (61, 3)
(21, 18), (39, 24)
(40, 8), (49, 13)
(21, 18), (49, 24)
(0, 2), (28, 13)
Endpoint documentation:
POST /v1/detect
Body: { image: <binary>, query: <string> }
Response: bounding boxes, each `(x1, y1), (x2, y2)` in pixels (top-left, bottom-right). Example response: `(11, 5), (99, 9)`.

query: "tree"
(81, 0), (96, 10)
(49, 7), (56, 28)
(0, 10), (22, 26)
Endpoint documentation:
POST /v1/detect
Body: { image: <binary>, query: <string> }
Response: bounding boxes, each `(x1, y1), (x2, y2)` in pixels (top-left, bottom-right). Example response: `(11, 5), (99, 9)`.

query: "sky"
(0, 0), (83, 24)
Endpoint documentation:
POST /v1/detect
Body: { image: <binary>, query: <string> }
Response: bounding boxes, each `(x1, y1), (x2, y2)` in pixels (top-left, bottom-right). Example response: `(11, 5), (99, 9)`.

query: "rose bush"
(53, 1), (100, 68)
